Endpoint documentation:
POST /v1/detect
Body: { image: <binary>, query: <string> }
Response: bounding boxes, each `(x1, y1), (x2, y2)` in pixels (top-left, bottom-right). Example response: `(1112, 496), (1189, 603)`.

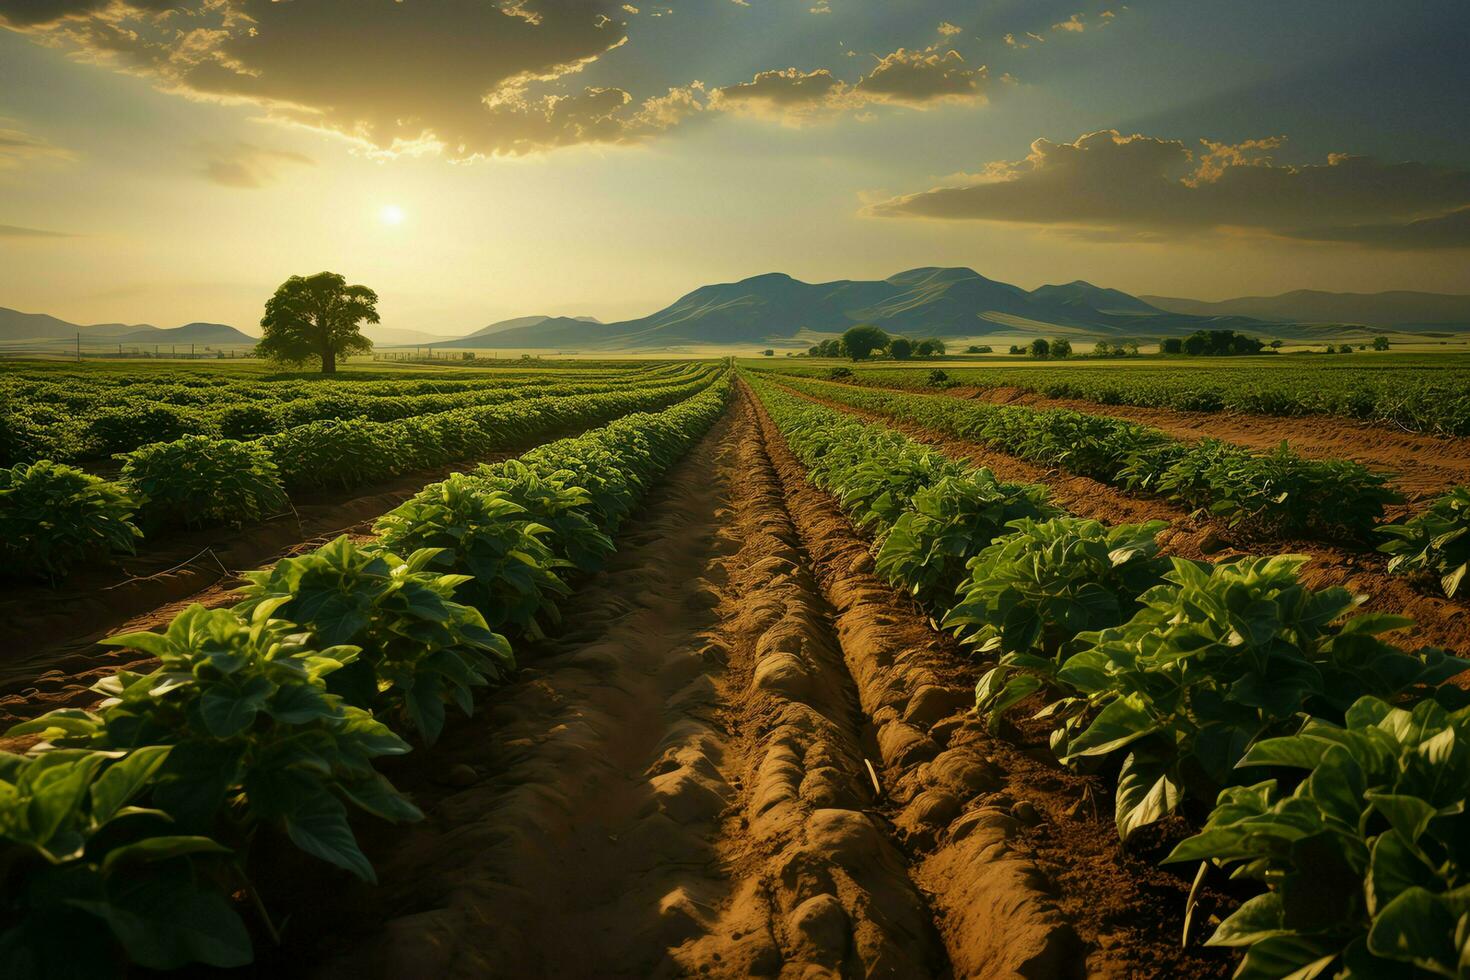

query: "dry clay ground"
(255, 388), (1234, 980)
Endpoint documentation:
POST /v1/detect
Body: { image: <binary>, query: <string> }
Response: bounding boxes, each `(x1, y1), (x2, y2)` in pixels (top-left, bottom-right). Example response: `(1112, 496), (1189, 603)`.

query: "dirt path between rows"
(771, 381), (1470, 666)
(258, 389), (1234, 979)
(943, 385), (1470, 502)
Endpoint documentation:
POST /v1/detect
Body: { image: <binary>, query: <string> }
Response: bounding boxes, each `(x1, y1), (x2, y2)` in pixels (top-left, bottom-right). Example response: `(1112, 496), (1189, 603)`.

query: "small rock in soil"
(1010, 800), (1043, 826)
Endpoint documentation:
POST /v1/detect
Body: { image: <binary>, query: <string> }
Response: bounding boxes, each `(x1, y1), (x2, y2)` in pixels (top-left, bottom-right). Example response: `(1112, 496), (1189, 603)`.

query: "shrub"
(1167, 695), (1470, 977)
(119, 435), (287, 529)
(0, 745), (250, 974)
(0, 460), (141, 581)
(261, 419), (396, 491)
(1053, 556), (1466, 839)
(874, 470), (1057, 610)
(1379, 486), (1470, 598)
(948, 519), (1171, 730)
(85, 405), (209, 456)
(373, 474), (570, 636)
(235, 536), (512, 744)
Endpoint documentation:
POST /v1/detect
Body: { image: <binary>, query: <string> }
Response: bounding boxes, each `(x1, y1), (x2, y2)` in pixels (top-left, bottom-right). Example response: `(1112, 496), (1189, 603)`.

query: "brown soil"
(745, 384), (1233, 978)
(225, 388), (1232, 979)
(776, 383), (1470, 663)
(949, 385), (1470, 503)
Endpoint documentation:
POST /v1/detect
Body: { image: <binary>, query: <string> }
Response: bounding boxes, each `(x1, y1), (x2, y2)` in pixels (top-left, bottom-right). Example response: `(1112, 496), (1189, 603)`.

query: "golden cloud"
(865, 130), (1470, 249)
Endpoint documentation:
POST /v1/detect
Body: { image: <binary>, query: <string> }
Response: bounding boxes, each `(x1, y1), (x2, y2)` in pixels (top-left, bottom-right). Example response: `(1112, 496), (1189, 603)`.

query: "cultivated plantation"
(2, 353), (1469, 978)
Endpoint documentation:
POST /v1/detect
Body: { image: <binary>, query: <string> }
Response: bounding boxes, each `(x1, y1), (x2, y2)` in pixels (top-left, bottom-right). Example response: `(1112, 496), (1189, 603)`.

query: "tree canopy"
(841, 324), (890, 360)
(257, 272), (379, 374)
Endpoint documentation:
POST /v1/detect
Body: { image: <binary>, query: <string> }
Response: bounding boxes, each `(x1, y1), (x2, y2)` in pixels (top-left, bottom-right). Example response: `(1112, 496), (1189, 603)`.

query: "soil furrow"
(943, 384), (1470, 502)
(745, 380), (1237, 978)
(771, 381), (1470, 662)
(284, 401), (950, 978)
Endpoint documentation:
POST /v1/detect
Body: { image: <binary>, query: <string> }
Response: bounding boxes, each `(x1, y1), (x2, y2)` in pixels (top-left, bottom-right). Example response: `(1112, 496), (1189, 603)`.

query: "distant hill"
(114, 322), (254, 345)
(0, 307), (252, 346)
(1140, 290), (1470, 327)
(456, 314), (601, 342)
(465, 268), (1284, 349)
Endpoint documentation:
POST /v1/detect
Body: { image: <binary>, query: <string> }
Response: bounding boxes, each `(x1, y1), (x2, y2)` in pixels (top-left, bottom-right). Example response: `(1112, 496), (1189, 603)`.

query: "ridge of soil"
(744, 382), (1234, 978)
(773, 382), (1470, 663)
(946, 384), (1470, 502)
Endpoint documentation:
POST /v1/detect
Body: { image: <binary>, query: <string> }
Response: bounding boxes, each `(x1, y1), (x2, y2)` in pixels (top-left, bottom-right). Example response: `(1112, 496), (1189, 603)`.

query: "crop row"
(762, 372), (1399, 544)
(747, 373), (1470, 978)
(759, 359), (1470, 436)
(764, 372), (1470, 601)
(0, 367), (724, 582)
(0, 374), (732, 975)
(0, 363), (701, 465)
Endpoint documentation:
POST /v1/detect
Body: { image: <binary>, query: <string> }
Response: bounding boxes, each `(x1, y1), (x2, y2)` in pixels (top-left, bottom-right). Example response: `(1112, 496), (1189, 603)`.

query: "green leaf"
(1230, 935), (1338, 980)
(90, 746), (172, 822)
(1114, 752), (1181, 841)
(1061, 693), (1161, 760)
(100, 834), (232, 873)
(282, 791), (376, 883)
(1368, 887), (1460, 972)
(1208, 892), (1290, 947)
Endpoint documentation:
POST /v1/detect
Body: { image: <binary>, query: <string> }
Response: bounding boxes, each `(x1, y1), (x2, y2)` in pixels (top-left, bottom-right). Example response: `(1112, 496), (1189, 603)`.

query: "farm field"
(749, 353), (1470, 436)
(2, 357), (1470, 979)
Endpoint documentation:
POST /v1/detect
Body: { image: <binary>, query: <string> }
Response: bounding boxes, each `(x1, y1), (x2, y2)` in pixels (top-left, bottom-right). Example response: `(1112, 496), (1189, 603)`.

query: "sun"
(379, 204), (405, 226)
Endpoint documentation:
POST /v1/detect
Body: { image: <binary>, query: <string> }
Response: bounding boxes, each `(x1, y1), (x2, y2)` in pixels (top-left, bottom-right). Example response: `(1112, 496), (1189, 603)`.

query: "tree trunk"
(322, 346), (336, 374)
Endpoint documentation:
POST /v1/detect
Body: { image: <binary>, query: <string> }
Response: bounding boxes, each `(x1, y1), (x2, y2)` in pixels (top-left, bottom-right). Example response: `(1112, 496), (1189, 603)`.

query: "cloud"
(937, 21), (961, 37)
(1285, 206), (1470, 249)
(199, 141), (314, 188)
(0, 123), (74, 169)
(0, 0), (660, 157)
(1052, 13), (1086, 33)
(856, 48), (987, 107)
(0, 222), (75, 237)
(708, 48), (990, 123)
(865, 129), (1470, 249)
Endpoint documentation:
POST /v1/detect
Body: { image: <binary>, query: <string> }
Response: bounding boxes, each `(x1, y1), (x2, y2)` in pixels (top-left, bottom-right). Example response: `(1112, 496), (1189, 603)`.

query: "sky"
(1, 0), (1468, 335)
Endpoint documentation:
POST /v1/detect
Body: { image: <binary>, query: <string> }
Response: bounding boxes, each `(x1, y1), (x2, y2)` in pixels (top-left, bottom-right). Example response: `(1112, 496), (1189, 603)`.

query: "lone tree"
(889, 337), (914, 360)
(258, 272), (378, 374)
(841, 324), (890, 361)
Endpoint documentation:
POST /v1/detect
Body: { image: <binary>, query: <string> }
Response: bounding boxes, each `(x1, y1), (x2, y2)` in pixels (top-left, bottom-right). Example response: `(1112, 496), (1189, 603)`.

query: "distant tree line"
(806, 326), (948, 361)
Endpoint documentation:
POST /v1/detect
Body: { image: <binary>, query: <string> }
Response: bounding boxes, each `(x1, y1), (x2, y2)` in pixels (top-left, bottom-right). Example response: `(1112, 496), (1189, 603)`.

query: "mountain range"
(6, 270), (1469, 352)
(448, 268), (1271, 349)
(0, 307), (253, 347)
(1139, 290), (1470, 328)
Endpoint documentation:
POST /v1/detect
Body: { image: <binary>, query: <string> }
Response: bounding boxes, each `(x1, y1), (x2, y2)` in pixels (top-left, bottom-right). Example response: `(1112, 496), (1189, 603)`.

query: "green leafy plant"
(11, 603), (422, 882)
(375, 473), (570, 637)
(944, 518), (1172, 731)
(0, 746), (250, 975)
(1167, 696), (1470, 978)
(235, 536), (513, 744)
(471, 461), (616, 573)
(84, 405), (208, 457)
(875, 470), (1059, 611)
(1379, 486), (1470, 599)
(0, 460), (142, 581)
(1053, 556), (1466, 840)
(119, 436), (288, 530)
